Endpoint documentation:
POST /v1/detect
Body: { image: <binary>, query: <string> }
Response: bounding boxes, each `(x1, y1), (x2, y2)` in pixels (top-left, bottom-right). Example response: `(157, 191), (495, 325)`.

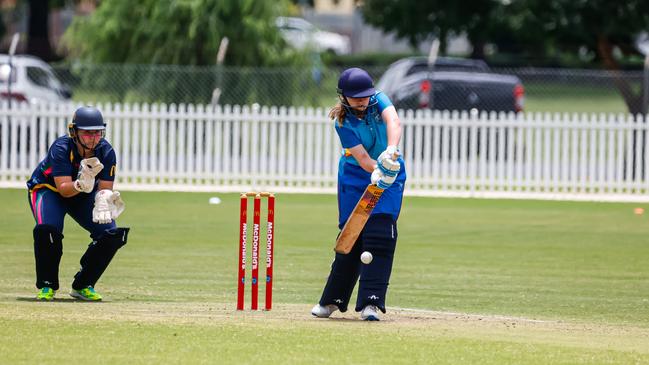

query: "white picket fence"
(1, 102), (648, 202)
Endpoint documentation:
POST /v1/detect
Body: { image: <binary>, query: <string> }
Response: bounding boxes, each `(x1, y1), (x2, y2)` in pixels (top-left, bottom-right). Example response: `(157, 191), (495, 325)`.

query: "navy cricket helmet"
(71, 106), (105, 130)
(337, 68), (375, 98)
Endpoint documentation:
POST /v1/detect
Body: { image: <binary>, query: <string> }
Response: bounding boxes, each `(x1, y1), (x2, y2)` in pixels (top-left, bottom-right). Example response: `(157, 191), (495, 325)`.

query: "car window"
(27, 66), (52, 88)
(405, 62), (488, 76)
(436, 64), (488, 72)
(377, 62), (409, 92)
(405, 64), (431, 75)
(289, 18), (313, 31)
(281, 24), (303, 31)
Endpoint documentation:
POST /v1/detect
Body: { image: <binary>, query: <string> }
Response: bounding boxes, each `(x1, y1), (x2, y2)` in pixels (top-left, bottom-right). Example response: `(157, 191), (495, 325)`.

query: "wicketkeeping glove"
(93, 189), (113, 224)
(92, 190), (126, 224)
(73, 157), (104, 193)
(109, 191), (126, 219)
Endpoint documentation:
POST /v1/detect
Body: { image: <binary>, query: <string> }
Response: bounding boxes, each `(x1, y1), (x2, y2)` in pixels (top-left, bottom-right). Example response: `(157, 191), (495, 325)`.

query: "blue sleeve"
(335, 123), (361, 149)
(375, 92), (393, 114)
(49, 141), (72, 177)
(98, 147), (117, 182)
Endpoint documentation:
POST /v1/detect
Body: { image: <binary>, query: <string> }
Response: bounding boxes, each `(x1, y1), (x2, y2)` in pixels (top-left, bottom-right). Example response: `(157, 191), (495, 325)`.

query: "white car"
(276, 17), (351, 55)
(0, 54), (72, 104)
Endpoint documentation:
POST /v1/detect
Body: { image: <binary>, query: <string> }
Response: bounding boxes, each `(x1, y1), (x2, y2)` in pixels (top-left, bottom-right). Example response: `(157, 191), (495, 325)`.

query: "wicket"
(237, 192), (275, 311)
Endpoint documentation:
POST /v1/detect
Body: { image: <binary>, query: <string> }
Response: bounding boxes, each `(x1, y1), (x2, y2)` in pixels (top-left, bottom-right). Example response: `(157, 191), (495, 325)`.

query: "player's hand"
(377, 155), (400, 178)
(74, 157), (104, 193)
(377, 145), (400, 165)
(371, 164), (397, 190)
(93, 189), (113, 224)
(109, 191), (126, 219)
(80, 157), (104, 177)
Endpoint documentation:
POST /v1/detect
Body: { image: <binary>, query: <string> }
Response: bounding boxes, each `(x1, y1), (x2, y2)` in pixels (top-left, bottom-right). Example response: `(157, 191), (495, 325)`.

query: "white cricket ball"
(360, 251), (373, 264)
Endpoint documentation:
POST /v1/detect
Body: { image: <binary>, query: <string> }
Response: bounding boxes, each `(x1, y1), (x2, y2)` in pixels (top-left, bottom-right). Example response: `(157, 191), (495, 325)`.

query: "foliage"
(61, 0), (306, 67)
(60, 0), (316, 104)
(360, 0), (505, 56)
(57, 63), (326, 105)
(360, 0), (649, 113)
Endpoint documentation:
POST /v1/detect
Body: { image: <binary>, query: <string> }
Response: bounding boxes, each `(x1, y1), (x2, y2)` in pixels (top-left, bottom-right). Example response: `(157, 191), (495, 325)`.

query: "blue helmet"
(71, 106), (105, 130)
(337, 68), (375, 98)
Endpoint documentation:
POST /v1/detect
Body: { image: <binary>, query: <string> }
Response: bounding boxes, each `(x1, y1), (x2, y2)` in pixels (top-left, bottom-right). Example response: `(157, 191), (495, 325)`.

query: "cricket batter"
(312, 68), (406, 321)
(27, 106), (129, 301)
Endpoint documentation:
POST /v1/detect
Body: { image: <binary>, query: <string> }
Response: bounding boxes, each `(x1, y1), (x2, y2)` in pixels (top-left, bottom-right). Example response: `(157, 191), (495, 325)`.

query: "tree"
(26, 0), (57, 61)
(502, 0), (649, 114)
(1, 0), (67, 61)
(359, 0), (504, 56)
(62, 0), (304, 67)
(360, 0), (649, 114)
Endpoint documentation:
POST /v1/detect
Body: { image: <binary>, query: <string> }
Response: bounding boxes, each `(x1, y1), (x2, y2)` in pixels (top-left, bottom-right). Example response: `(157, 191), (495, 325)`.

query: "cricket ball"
(361, 251), (373, 264)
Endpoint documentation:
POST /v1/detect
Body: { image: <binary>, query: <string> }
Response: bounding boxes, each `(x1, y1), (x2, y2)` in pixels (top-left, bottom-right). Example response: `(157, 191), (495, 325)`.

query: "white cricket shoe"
(311, 304), (339, 318)
(360, 305), (380, 321)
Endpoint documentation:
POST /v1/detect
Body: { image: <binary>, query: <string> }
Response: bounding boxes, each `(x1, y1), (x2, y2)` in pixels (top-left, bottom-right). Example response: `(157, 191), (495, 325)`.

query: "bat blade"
(334, 184), (384, 254)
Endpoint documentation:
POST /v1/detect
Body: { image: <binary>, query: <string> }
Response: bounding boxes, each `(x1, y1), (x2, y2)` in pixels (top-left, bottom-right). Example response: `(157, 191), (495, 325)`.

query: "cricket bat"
(334, 184), (385, 254)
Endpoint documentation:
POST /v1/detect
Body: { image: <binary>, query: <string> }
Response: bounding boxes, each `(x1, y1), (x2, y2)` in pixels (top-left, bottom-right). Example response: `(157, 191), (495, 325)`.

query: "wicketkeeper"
(311, 68), (406, 321)
(26, 106), (129, 301)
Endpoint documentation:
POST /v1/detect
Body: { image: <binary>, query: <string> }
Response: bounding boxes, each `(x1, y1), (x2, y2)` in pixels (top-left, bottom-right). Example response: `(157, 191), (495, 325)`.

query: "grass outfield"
(523, 82), (628, 114)
(1, 188), (648, 364)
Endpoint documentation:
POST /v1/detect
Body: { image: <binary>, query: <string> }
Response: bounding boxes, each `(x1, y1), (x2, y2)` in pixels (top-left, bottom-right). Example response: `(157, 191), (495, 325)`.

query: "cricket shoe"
(311, 304), (339, 318)
(70, 286), (102, 301)
(37, 287), (56, 301)
(360, 305), (380, 321)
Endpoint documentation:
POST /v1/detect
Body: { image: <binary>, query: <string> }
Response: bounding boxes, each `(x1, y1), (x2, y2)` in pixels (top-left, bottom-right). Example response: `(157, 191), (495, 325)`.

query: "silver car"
(276, 17), (351, 56)
(0, 54), (72, 104)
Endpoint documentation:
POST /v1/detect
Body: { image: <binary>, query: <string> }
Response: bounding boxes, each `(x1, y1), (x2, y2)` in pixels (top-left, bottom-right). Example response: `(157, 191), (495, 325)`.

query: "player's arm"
(55, 157), (104, 197)
(381, 105), (402, 147)
(98, 180), (114, 191)
(347, 144), (376, 173)
(53, 176), (81, 198)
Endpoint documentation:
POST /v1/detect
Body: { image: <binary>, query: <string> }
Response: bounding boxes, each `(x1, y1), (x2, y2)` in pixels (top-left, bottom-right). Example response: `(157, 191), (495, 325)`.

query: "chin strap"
(339, 95), (377, 119)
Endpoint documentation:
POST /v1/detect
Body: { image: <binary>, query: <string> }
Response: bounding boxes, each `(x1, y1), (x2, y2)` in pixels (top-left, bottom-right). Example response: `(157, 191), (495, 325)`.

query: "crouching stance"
(312, 68), (406, 321)
(27, 106), (128, 301)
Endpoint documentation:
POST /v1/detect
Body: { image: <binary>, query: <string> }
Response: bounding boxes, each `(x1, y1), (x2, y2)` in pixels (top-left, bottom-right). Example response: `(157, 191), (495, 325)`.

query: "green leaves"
(62, 0), (306, 67)
(361, 0), (649, 61)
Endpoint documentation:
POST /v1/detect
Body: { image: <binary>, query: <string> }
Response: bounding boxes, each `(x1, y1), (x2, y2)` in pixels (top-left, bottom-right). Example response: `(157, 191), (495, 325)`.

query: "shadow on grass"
(16, 296), (109, 303)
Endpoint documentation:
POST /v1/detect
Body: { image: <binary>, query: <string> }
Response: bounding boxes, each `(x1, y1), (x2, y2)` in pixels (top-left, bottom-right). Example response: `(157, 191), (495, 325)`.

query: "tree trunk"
(438, 29), (448, 55)
(596, 34), (644, 115)
(26, 0), (58, 62)
(469, 38), (486, 60)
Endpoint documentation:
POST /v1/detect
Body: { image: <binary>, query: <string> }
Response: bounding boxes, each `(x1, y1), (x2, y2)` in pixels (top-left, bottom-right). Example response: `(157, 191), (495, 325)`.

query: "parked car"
(0, 54), (72, 104)
(275, 17), (351, 56)
(377, 57), (524, 113)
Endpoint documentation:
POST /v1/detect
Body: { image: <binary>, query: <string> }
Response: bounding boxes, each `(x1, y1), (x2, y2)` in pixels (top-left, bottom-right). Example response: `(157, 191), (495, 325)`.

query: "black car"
(377, 57), (524, 113)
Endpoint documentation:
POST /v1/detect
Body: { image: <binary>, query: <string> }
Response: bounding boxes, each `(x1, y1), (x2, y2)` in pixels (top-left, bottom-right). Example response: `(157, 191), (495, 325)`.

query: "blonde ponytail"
(329, 102), (346, 127)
